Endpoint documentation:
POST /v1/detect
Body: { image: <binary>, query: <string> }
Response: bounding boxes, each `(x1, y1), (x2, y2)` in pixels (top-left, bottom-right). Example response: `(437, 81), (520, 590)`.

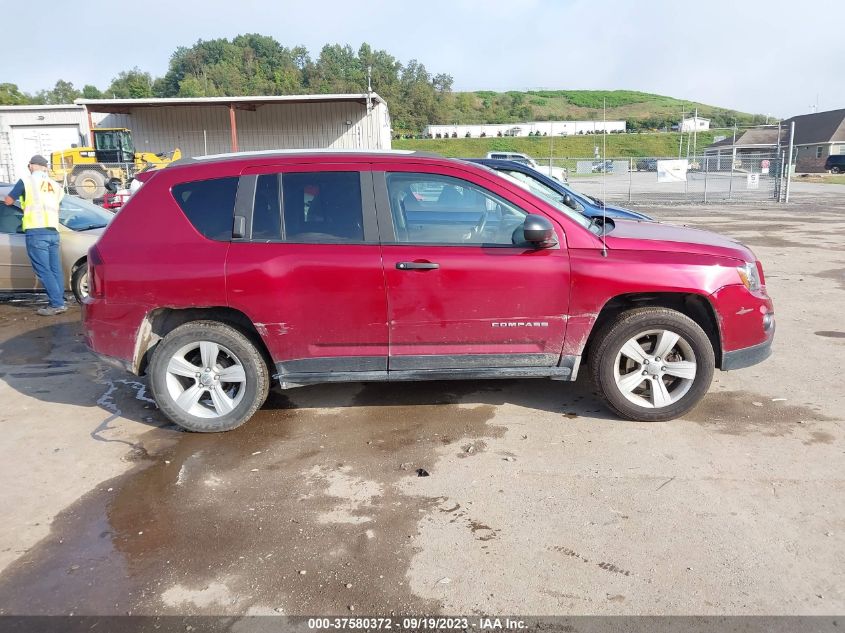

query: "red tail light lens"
(88, 246), (104, 298)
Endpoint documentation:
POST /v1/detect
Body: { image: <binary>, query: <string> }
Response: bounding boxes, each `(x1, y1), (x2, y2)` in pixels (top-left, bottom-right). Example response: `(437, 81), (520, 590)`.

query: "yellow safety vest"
(21, 174), (63, 231)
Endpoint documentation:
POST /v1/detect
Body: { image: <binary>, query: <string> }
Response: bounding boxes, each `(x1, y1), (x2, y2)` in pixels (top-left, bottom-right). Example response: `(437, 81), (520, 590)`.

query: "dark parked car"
(636, 158), (658, 172)
(824, 155), (845, 174)
(467, 158), (653, 221)
(84, 150), (773, 432)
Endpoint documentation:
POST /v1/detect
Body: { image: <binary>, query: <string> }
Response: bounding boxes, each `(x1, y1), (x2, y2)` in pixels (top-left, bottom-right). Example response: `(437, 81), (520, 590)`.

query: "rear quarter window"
(171, 177), (239, 241)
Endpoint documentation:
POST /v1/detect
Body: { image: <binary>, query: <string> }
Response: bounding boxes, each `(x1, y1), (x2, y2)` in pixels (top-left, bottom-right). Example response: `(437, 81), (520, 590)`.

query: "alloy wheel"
(613, 329), (697, 409)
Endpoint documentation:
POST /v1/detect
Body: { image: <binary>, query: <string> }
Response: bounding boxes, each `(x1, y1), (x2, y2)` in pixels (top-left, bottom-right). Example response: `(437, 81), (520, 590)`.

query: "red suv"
(83, 151), (774, 432)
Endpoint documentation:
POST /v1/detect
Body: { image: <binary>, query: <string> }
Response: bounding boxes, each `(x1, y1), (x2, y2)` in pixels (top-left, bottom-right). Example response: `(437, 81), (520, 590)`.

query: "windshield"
(483, 167), (595, 232)
(59, 196), (113, 231)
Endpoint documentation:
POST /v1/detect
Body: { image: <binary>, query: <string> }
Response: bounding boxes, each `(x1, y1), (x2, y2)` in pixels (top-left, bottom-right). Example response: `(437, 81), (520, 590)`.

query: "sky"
(7, 0), (843, 118)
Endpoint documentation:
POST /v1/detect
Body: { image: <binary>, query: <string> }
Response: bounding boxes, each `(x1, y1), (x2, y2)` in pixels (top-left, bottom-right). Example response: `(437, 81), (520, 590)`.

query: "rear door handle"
(396, 261), (440, 270)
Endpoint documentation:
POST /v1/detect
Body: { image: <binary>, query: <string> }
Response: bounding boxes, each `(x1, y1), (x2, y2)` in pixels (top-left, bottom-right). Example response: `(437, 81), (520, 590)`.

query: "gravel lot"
(0, 185), (842, 617)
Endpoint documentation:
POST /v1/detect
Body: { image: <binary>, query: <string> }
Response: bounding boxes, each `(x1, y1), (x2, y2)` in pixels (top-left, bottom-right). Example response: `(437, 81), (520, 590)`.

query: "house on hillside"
(680, 116), (710, 132)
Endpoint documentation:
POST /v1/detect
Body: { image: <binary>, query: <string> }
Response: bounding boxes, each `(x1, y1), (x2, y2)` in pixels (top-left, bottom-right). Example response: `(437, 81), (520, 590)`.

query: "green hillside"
(394, 131), (726, 159)
(437, 90), (766, 132)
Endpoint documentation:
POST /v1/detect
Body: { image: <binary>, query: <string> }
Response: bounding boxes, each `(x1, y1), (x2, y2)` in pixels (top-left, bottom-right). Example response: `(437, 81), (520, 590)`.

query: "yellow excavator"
(50, 128), (181, 200)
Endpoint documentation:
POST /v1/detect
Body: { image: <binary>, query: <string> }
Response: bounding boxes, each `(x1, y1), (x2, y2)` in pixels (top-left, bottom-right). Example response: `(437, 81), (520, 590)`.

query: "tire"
(588, 307), (715, 422)
(71, 261), (88, 303)
(73, 169), (106, 200)
(149, 321), (270, 432)
(831, 167), (841, 174)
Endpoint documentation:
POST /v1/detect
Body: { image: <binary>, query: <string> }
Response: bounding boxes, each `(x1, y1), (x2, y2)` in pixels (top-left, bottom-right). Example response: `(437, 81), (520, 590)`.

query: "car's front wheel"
(589, 308), (715, 422)
(831, 166), (842, 174)
(149, 321), (270, 432)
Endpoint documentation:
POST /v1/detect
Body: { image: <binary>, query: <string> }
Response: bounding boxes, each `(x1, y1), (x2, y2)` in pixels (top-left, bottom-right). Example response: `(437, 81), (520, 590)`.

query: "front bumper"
(721, 335), (773, 370)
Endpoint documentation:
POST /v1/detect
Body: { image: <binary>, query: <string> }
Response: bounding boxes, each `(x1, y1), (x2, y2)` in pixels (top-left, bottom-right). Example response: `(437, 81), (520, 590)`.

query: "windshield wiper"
(73, 223), (106, 231)
(587, 216), (614, 235)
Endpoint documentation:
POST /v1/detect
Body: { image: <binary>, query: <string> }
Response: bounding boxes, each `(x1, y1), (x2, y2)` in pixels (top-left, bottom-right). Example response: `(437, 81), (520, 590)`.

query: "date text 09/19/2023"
(307, 616), (527, 630)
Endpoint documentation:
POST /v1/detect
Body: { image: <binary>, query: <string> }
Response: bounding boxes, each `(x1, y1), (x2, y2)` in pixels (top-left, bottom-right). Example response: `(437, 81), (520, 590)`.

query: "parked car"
(591, 159), (615, 173)
(467, 158), (652, 221)
(485, 152), (568, 182)
(636, 158), (658, 172)
(824, 155), (845, 174)
(0, 185), (113, 301)
(83, 150), (774, 432)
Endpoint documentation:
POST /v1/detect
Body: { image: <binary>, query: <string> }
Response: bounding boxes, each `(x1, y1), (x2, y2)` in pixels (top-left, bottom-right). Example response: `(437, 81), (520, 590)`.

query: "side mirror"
(522, 214), (556, 246)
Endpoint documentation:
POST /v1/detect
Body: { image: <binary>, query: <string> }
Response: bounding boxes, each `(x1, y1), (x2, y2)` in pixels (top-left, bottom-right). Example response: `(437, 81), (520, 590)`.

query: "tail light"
(755, 260), (766, 287)
(88, 246), (104, 298)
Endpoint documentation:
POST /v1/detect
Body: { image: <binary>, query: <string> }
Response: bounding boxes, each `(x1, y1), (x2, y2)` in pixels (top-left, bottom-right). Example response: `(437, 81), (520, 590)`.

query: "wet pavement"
(0, 200), (843, 616)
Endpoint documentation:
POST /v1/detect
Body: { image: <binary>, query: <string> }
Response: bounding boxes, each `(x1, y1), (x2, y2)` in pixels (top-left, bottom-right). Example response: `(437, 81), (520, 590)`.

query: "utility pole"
(693, 107), (698, 157)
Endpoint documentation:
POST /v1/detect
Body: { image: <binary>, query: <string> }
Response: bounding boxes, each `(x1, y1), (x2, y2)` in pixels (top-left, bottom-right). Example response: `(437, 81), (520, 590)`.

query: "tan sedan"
(0, 187), (113, 302)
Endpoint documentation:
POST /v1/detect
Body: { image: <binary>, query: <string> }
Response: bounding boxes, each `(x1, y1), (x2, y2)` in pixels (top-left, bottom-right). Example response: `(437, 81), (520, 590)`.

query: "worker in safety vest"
(3, 155), (67, 315)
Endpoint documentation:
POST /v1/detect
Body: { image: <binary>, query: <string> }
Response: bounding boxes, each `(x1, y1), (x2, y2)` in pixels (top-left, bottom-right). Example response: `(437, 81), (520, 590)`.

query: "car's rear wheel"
(589, 308), (714, 422)
(149, 321), (270, 432)
(71, 261), (88, 303)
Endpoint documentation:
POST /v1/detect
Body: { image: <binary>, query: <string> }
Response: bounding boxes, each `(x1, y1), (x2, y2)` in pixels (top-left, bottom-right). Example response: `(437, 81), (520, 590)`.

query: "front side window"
(386, 173), (527, 246)
(172, 176), (239, 241)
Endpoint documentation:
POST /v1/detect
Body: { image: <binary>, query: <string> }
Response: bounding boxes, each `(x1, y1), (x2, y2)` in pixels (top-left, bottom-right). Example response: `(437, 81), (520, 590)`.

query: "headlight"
(736, 262), (761, 292)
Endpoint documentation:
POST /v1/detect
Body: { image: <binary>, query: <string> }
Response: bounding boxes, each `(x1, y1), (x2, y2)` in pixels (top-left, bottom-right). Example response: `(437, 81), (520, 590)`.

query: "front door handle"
(396, 261), (440, 270)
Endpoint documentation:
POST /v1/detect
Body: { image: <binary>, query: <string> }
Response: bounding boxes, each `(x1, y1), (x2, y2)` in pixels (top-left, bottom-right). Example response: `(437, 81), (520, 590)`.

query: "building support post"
(86, 108), (94, 146)
(229, 105), (239, 153)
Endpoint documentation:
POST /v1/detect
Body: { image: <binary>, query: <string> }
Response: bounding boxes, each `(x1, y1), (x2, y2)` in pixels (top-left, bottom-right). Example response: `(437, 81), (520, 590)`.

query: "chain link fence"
(2, 148), (788, 206)
(534, 152), (786, 204)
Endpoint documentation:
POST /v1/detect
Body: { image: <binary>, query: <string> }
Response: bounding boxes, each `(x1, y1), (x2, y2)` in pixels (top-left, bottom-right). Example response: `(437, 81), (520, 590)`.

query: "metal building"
(424, 120), (626, 138)
(80, 94), (392, 160)
(0, 105), (91, 182)
(0, 94), (391, 182)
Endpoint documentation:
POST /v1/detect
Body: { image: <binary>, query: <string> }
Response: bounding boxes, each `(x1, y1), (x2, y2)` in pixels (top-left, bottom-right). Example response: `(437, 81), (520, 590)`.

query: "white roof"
(0, 104), (85, 111)
(76, 93), (386, 110)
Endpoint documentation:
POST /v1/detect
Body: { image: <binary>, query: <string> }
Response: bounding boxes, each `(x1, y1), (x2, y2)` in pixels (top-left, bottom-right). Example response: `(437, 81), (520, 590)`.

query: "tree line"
(0, 34), (768, 134)
(0, 35), (453, 133)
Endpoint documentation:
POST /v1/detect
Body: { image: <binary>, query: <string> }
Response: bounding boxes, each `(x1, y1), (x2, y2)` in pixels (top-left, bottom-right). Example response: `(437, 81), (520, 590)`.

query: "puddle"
(816, 268), (845, 291)
(684, 390), (833, 437)
(0, 382), (504, 615)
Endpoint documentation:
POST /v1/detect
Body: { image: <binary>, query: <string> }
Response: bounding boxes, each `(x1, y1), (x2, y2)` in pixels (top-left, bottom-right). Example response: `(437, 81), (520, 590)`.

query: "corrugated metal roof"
(77, 93), (386, 113)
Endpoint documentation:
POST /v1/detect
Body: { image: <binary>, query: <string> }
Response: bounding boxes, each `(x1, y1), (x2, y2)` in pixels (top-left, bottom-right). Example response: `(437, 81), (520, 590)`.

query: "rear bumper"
(721, 335), (773, 371)
(89, 350), (134, 373)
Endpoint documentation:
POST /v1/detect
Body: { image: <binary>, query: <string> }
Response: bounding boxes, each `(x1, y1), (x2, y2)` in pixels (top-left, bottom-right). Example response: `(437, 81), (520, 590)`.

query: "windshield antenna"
(601, 97), (608, 257)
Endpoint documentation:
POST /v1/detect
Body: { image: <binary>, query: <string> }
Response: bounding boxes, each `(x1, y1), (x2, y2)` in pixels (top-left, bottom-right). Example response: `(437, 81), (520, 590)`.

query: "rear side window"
(250, 171), (364, 243)
(172, 177), (239, 241)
